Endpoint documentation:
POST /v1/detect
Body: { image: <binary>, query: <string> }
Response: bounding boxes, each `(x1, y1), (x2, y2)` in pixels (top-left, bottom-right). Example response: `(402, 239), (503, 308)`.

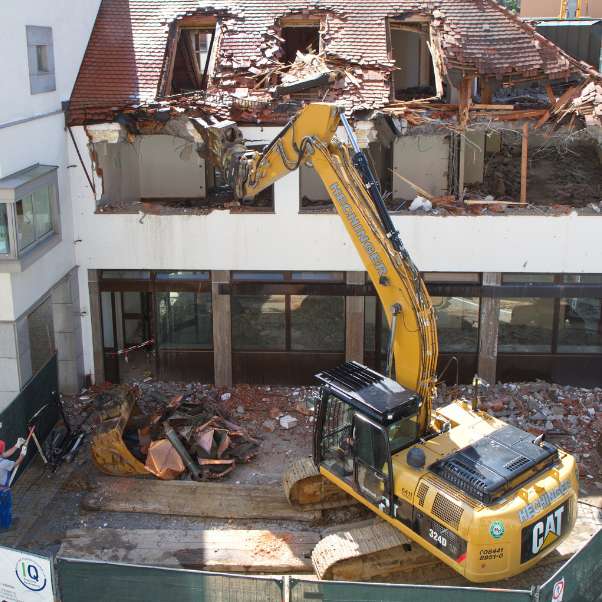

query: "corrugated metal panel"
(536, 21), (602, 69)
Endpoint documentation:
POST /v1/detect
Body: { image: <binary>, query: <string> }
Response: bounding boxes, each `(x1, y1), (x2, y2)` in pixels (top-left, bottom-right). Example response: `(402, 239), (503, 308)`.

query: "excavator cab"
(313, 361), (421, 515)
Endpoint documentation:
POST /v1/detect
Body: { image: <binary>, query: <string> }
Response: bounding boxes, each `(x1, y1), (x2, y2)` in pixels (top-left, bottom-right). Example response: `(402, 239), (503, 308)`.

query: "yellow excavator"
(194, 103), (578, 583)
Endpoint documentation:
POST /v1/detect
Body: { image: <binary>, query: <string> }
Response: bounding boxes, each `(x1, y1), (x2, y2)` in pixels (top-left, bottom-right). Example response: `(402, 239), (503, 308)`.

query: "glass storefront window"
(558, 297), (602, 353)
(0, 204), (9, 254)
(502, 274), (555, 284)
(291, 272), (344, 282)
(498, 297), (554, 352)
(432, 296), (479, 352)
(364, 296), (392, 373)
(156, 271), (210, 280)
(290, 295), (345, 351)
(424, 273), (480, 284)
(102, 270), (151, 279)
(232, 295), (286, 350)
(157, 291), (212, 349)
(563, 274), (602, 284)
(232, 272), (285, 281)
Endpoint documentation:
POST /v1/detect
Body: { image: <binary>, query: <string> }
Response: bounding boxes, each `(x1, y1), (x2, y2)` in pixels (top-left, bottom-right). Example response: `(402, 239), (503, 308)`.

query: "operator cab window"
(387, 413), (419, 453)
(320, 393), (354, 478)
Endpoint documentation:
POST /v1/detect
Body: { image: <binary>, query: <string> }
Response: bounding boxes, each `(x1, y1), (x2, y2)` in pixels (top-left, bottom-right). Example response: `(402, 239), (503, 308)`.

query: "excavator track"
(283, 460), (454, 583)
(283, 457), (356, 510)
(313, 519), (454, 582)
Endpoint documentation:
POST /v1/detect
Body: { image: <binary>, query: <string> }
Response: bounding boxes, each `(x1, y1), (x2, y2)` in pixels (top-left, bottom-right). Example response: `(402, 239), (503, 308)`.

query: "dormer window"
(165, 19), (217, 95)
(389, 18), (437, 100)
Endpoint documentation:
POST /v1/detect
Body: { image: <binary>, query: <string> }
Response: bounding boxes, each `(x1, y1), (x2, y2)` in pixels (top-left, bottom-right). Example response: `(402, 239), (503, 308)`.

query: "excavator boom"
(193, 103), (438, 433)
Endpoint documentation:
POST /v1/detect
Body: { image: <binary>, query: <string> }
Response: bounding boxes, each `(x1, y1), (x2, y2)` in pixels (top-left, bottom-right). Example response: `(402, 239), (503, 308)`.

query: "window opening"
(389, 21), (436, 100)
(170, 27), (215, 93)
(282, 25), (320, 63)
(35, 45), (50, 73)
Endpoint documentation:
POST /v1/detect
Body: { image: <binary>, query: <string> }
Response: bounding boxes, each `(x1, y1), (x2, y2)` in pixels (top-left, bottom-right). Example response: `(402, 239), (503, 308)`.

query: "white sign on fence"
(0, 546), (54, 602)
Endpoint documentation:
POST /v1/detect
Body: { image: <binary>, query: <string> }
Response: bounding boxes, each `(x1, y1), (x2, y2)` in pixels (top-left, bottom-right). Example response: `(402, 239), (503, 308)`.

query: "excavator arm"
(193, 103), (438, 433)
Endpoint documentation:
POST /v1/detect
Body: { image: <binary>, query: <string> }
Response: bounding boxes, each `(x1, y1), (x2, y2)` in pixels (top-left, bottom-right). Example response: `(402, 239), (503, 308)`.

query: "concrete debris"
(262, 419), (277, 433)
(279, 415), (298, 430)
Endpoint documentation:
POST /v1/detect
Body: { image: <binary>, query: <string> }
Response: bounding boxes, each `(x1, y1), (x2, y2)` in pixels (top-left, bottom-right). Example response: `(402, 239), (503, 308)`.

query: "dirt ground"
(1, 380), (601, 591)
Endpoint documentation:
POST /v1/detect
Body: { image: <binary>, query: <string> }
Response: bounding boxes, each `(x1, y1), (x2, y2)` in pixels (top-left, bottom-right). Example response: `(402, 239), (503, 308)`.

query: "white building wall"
(0, 1), (101, 401)
(67, 125), (602, 378)
(0, 1), (100, 128)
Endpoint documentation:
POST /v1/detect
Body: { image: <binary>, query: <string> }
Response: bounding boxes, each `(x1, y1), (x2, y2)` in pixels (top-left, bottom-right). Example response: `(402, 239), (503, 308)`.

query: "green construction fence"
(53, 530), (602, 602)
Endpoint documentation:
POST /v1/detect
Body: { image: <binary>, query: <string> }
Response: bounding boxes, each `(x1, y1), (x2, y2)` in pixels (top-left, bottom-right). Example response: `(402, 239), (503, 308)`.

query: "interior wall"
(97, 140), (140, 205)
(392, 134), (449, 199)
(139, 136), (205, 199)
(464, 130), (486, 185)
(391, 29), (421, 90)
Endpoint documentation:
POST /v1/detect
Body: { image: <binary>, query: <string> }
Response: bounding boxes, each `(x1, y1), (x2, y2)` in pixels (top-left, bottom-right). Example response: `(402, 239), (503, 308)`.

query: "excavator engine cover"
(429, 425), (558, 504)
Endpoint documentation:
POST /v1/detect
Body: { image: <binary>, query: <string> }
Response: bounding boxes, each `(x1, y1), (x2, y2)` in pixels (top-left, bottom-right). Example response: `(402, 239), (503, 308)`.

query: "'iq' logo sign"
(15, 558), (47, 592)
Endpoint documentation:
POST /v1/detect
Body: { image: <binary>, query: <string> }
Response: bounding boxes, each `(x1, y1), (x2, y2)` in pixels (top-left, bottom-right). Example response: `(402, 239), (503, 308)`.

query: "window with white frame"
(26, 25), (56, 94)
(0, 164), (59, 262)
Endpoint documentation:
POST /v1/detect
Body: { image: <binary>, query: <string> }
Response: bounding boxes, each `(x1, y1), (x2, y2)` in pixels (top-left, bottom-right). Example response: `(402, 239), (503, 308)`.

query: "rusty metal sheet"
(145, 439), (185, 480)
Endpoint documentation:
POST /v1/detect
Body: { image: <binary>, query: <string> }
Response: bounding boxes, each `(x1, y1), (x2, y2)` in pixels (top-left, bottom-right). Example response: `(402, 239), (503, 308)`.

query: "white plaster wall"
(0, 0), (100, 125)
(68, 126), (602, 375)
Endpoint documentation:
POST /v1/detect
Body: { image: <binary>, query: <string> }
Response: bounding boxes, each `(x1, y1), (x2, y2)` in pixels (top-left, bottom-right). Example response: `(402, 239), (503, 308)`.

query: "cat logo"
(521, 502), (569, 563)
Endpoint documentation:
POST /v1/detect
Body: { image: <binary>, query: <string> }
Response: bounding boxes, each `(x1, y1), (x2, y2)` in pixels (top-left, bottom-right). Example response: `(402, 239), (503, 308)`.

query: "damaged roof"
(69, 0), (591, 125)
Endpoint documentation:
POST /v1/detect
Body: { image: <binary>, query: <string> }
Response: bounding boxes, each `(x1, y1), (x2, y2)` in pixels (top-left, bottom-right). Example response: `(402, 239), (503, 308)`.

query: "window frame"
(230, 271), (347, 353)
(26, 25), (56, 94)
(0, 164), (60, 270)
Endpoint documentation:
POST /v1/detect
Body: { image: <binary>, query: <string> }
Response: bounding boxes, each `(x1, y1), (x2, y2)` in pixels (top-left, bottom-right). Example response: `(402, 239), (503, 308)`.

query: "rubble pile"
(77, 380), (319, 481)
(439, 381), (602, 483)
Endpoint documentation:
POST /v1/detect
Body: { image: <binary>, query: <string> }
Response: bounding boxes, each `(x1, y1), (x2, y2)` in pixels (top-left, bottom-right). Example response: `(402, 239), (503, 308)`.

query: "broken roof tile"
(68, 0), (595, 125)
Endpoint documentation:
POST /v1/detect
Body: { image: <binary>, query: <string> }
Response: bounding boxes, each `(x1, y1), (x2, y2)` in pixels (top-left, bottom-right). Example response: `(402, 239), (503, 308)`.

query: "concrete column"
(0, 322), (20, 412)
(88, 269), (105, 385)
(345, 271), (365, 363)
(212, 270), (232, 387)
(478, 272), (502, 384)
(51, 269), (85, 394)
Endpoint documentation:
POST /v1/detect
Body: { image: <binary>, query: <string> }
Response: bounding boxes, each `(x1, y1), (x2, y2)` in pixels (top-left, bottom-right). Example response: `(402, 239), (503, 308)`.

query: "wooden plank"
(389, 169), (433, 200)
(521, 122), (529, 204)
(83, 476), (321, 522)
(59, 528), (319, 573)
(535, 81), (585, 129)
(471, 103), (514, 110)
